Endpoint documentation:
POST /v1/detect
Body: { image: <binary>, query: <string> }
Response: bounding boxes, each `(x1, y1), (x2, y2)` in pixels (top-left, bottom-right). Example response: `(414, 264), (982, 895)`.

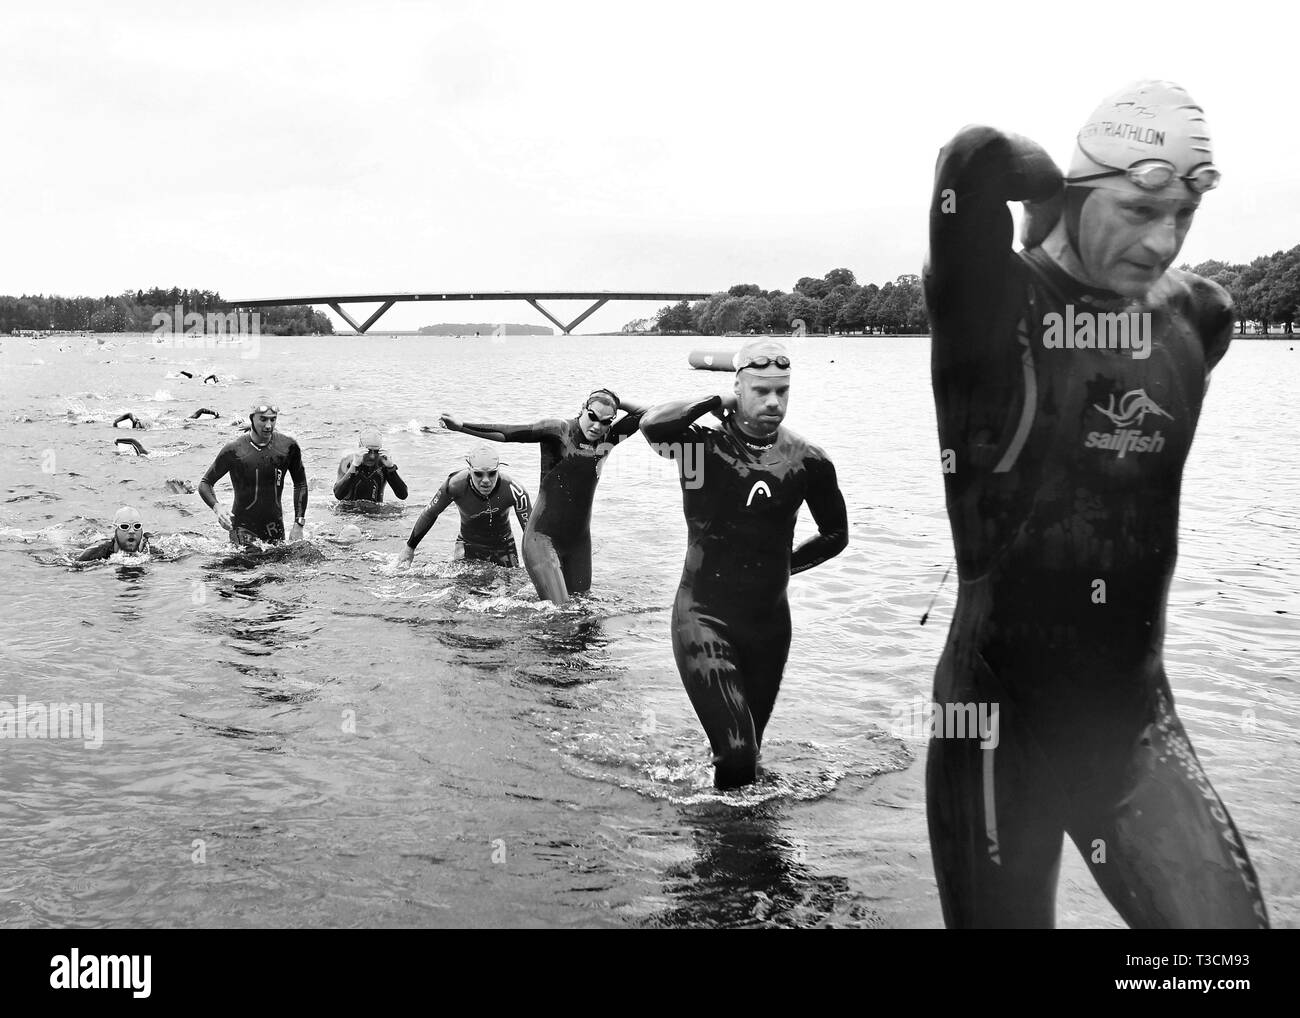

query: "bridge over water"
(221, 290), (714, 335)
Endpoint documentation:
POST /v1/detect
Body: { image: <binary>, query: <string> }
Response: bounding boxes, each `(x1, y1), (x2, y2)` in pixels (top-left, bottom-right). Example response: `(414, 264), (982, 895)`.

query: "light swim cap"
(465, 444), (502, 470)
(733, 338), (791, 374)
(1069, 80), (1214, 187)
(359, 427), (382, 450)
(249, 396), (279, 416)
(113, 506), (142, 527)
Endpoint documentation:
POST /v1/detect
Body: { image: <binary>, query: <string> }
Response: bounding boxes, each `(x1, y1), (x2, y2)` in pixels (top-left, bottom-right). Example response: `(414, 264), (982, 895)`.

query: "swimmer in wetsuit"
(397, 444), (533, 567)
(197, 397), (308, 547)
(440, 388), (646, 604)
(924, 81), (1268, 928)
(333, 427), (409, 503)
(76, 505), (151, 561)
(640, 339), (848, 789)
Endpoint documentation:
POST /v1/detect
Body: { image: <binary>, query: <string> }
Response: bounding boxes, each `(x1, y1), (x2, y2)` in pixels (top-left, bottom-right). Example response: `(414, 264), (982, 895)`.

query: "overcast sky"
(3, 0), (1296, 333)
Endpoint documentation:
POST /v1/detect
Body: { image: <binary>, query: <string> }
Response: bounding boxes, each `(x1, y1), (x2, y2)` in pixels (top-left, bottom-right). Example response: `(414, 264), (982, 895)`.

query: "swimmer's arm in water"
(198, 445), (235, 531)
(790, 452), (848, 575)
(639, 395), (724, 450)
(399, 473), (457, 563)
(925, 126), (1062, 361)
(288, 440), (308, 538)
(75, 538), (116, 562)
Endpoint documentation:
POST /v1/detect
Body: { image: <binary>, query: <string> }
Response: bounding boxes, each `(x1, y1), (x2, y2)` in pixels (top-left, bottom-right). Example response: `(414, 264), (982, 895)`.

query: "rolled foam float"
(688, 348), (737, 371)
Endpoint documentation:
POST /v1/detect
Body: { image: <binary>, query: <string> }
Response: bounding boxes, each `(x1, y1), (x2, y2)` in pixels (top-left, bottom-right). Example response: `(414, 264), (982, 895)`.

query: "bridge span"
(220, 290), (714, 335)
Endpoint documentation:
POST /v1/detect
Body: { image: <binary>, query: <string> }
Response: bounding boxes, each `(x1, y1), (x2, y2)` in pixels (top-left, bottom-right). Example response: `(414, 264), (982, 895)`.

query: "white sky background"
(2, 0), (1296, 333)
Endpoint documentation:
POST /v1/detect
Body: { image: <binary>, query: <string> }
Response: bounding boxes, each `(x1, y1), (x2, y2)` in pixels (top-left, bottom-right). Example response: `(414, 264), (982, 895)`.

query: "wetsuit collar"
(724, 414), (778, 452)
(1022, 246), (1133, 312)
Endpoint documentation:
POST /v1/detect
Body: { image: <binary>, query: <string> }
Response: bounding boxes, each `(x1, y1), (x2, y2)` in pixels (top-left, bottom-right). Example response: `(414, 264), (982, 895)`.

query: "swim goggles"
(117, 521), (143, 532)
(736, 354), (791, 371)
(583, 408), (616, 427)
(250, 403), (279, 415)
(1066, 159), (1220, 194)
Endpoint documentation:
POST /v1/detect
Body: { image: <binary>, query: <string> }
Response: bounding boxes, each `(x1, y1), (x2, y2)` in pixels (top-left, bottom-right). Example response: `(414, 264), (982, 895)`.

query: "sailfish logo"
(746, 481), (771, 506)
(1092, 389), (1173, 428)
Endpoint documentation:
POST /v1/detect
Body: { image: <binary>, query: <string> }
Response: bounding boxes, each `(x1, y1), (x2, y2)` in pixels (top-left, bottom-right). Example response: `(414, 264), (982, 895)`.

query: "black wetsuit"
(923, 125), (1268, 928)
(455, 409), (644, 601)
(333, 457), (409, 503)
(200, 432), (307, 545)
(641, 396), (848, 789)
(406, 469), (532, 566)
(77, 534), (152, 561)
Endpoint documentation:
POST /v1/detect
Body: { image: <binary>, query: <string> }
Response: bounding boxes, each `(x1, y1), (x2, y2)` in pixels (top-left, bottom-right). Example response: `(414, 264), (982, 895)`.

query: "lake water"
(1, 330), (1296, 928)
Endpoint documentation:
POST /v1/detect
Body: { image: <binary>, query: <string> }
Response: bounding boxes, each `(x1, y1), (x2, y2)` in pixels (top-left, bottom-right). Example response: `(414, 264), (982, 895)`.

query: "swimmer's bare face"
(251, 411), (277, 442)
(470, 467), (498, 496)
(579, 400), (617, 442)
(734, 369), (790, 438)
(1077, 187), (1200, 298)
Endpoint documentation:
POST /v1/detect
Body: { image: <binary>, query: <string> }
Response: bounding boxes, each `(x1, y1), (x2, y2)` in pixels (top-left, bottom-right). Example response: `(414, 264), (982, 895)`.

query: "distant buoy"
(688, 349), (738, 371)
(339, 524), (363, 543)
(114, 437), (148, 456)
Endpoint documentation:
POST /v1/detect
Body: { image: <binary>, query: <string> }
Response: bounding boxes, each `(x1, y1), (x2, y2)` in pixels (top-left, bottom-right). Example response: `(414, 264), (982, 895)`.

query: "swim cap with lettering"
(1069, 80), (1214, 188)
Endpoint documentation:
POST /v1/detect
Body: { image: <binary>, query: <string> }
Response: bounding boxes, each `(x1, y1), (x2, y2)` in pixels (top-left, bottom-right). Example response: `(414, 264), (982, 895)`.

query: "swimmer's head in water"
(249, 397), (279, 440)
(1061, 80), (1214, 297)
(733, 339), (790, 437)
(112, 505), (144, 552)
(579, 389), (619, 441)
(465, 443), (502, 495)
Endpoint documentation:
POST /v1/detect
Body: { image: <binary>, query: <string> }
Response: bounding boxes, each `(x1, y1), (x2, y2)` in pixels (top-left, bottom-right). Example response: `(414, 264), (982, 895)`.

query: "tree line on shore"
(647, 245), (1300, 337)
(1, 288), (333, 336)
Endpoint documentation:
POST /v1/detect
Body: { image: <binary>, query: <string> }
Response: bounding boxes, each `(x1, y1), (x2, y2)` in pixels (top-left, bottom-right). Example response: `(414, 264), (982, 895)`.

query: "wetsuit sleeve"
(200, 445), (234, 490)
(925, 126), (1062, 367)
(509, 480), (532, 530)
(75, 538), (115, 562)
(385, 467), (409, 500)
(790, 453), (848, 575)
(406, 474), (456, 548)
(333, 456), (357, 500)
(639, 395), (723, 452)
(609, 406), (647, 445)
(289, 440), (308, 519)
(1192, 275), (1235, 379)
(456, 419), (558, 443)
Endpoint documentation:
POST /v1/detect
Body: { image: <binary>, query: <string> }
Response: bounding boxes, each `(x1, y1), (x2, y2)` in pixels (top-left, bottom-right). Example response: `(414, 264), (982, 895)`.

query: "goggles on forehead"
(1066, 159), (1220, 195)
(251, 404), (279, 416)
(736, 354), (791, 372)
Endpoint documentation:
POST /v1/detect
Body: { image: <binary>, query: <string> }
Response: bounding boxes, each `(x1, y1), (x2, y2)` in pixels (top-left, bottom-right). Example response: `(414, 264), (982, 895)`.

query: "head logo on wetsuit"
(1085, 388), (1174, 458)
(746, 480), (772, 506)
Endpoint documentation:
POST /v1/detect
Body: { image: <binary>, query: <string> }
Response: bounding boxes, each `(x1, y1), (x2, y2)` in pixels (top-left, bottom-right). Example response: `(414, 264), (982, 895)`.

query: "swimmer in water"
(197, 397), (308, 547)
(440, 387), (646, 604)
(188, 408), (220, 420)
(397, 444), (533, 567)
(77, 505), (151, 561)
(113, 412), (146, 430)
(333, 427), (408, 503)
(640, 339), (848, 789)
(923, 80), (1268, 928)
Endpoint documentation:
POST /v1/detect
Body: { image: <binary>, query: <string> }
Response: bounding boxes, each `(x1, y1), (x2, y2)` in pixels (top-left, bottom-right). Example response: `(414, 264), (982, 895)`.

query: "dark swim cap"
(586, 388), (619, 410)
